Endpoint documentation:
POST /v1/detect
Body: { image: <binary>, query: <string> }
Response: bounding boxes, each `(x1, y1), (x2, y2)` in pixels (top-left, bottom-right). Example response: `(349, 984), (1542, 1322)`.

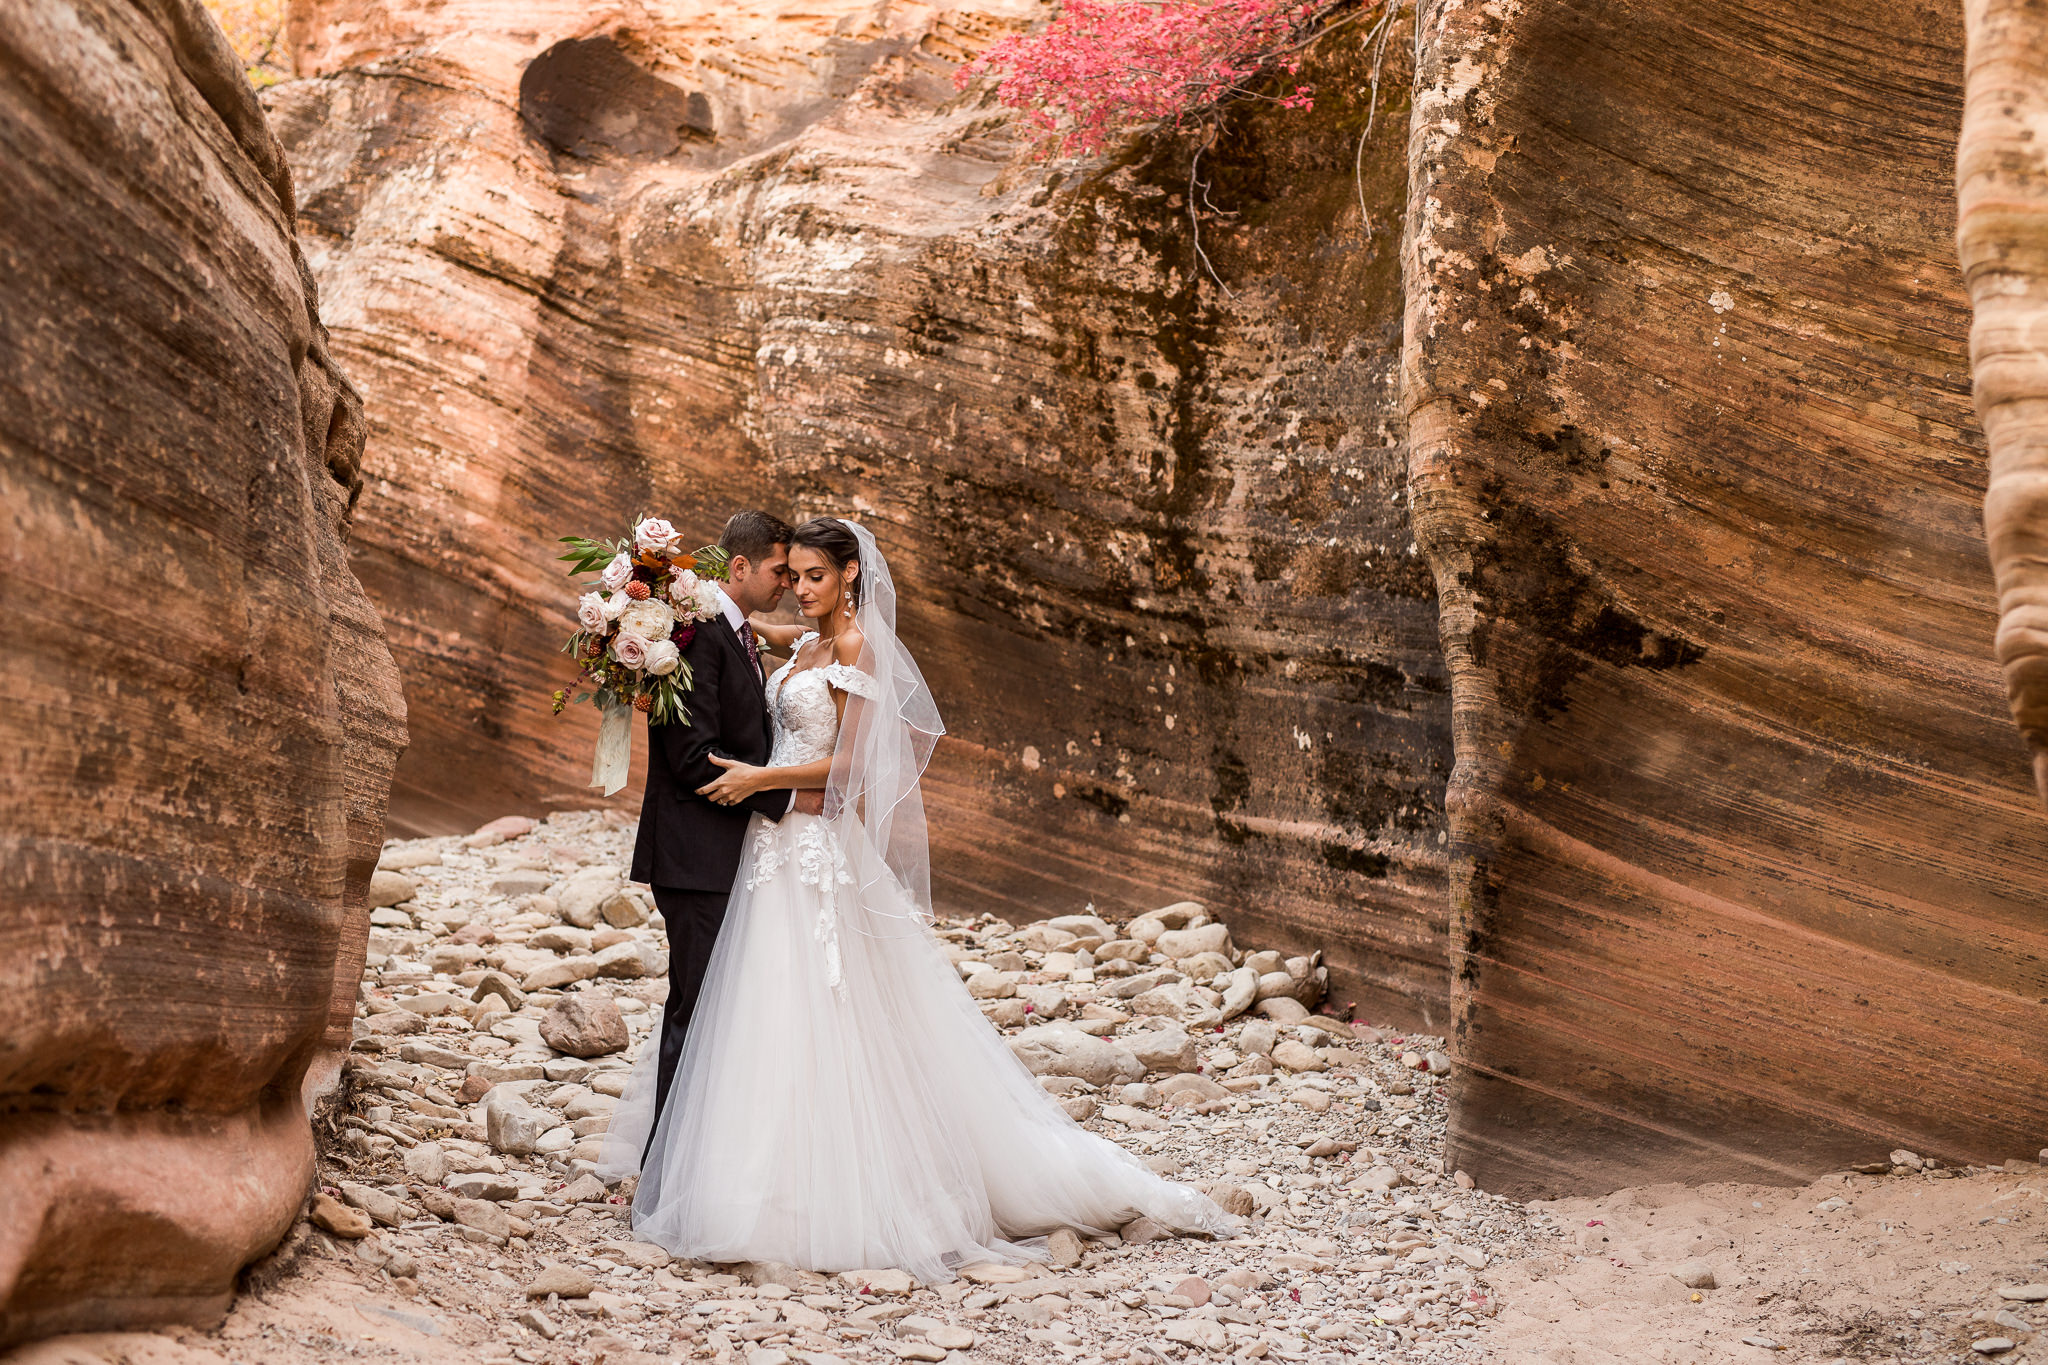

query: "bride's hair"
(790, 517), (863, 608)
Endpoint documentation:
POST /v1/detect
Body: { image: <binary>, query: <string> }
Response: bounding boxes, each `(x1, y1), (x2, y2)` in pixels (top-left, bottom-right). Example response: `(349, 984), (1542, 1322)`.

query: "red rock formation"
(271, 0), (2048, 1196)
(1961, 0), (2048, 807)
(1407, 0), (2048, 1193)
(269, 2), (1455, 1024)
(0, 0), (405, 1340)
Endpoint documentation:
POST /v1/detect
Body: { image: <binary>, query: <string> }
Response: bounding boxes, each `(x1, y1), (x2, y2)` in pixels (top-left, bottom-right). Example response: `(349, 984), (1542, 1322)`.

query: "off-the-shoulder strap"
(818, 662), (880, 699)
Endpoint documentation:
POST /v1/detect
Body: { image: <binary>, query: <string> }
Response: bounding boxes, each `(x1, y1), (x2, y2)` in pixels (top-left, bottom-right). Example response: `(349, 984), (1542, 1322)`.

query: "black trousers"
(646, 885), (731, 1156)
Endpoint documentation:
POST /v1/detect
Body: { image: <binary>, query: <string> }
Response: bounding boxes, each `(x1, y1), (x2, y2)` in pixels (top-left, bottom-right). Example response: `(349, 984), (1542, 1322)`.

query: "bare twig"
(1189, 144), (1234, 298)
(1260, 1), (1376, 62)
(1353, 0), (1403, 238)
(1197, 172), (1235, 219)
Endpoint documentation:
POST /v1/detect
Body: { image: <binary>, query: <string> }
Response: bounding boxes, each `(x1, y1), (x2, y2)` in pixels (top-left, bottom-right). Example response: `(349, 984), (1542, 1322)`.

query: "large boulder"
(1155, 924), (1234, 963)
(1126, 1023), (1201, 1075)
(1007, 1025), (1144, 1088)
(0, 0), (404, 1342)
(539, 992), (628, 1058)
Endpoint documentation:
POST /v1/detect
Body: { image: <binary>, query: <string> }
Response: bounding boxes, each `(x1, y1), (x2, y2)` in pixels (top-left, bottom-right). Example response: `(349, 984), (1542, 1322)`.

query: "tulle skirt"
(600, 811), (1235, 1282)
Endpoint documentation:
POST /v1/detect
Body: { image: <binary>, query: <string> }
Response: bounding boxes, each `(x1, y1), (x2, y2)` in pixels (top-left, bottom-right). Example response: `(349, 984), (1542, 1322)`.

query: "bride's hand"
(699, 754), (765, 805)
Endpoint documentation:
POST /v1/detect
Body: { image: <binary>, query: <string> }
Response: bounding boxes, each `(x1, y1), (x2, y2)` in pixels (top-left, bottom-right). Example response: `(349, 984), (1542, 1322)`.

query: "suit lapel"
(725, 619), (774, 758)
(724, 618), (766, 703)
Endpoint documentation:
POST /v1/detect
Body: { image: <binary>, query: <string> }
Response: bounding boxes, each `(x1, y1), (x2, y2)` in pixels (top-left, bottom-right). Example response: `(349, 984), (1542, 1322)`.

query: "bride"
(600, 517), (1235, 1281)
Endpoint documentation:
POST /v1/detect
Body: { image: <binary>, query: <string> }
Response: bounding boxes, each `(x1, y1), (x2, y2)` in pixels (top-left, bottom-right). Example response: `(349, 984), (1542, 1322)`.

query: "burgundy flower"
(671, 623), (697, 650)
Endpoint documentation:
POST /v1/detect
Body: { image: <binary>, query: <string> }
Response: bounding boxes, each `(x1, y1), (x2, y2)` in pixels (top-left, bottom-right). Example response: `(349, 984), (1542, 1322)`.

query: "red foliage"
(956, 0), (1341, 158)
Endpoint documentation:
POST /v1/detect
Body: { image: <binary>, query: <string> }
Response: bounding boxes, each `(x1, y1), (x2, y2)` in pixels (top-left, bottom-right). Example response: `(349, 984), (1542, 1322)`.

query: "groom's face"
(727, 543), (791, 615)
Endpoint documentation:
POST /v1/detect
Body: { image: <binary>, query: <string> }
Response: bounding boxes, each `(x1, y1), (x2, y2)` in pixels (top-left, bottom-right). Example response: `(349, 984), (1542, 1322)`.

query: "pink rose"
(612, 634), (649, 669)
(635, 517), (684, 556)
(600, 552), (634, 591)
(577, 592), (607, 632)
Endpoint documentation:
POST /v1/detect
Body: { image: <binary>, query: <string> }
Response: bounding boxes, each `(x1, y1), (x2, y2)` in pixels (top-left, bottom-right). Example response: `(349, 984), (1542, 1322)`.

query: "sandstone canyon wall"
(0, 0), (405, 1341)
(1962, 0), (2048, 809)
(1408, 0), (2048, 1194)
(269, 0), (1456, 1024)
(268, 0), (2048, 1196)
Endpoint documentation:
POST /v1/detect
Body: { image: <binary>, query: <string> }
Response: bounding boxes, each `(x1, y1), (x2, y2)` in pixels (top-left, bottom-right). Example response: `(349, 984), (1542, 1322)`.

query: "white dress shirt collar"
(714, 585), (746, 634)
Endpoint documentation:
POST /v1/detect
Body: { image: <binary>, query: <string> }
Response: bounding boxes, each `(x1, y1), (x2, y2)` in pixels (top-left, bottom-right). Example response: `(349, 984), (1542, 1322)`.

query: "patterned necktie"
(737, 620), (763, 678)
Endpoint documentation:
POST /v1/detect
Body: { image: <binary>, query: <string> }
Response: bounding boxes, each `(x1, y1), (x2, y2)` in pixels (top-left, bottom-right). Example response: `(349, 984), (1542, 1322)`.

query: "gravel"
(309, 808), (1547, 1363)
(192, 806), (2040, 1365)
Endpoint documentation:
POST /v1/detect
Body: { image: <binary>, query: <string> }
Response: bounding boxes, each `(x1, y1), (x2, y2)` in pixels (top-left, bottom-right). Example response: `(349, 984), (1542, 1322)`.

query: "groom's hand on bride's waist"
(792, 790), (825, 816)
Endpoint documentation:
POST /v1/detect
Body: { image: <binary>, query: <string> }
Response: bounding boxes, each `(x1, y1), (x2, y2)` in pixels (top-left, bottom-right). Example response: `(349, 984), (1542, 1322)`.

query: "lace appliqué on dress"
(744, 823), (787, 891)
(796, 822), (855, 999)
(745, 650), (871, 1000)
(817, 662), (880, 699)
(747, 820), (854, 999)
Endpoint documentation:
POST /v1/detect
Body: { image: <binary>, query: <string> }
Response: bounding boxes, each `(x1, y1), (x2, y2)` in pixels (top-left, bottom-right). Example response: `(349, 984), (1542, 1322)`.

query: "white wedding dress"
(603, 633), (1236, 1282)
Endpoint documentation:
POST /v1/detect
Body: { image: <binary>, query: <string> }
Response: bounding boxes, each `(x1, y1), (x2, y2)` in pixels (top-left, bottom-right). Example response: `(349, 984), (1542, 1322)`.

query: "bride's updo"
(790, 516), (863, 609)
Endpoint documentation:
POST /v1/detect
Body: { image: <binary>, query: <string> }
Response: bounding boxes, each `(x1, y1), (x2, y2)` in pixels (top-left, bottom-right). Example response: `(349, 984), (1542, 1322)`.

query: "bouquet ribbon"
(590, 699), (633, 796)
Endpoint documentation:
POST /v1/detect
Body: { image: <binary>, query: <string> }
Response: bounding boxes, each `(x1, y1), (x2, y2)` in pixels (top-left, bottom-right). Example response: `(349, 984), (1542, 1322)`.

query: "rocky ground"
(7, 810), (2044, 1365)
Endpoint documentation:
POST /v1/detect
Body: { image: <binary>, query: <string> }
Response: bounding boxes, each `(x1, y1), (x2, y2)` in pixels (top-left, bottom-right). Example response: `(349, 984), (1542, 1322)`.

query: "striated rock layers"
(269, 0), (1454, 1024)
(0, 0), (405, 1341)
(273, 0), (2048, 1195)
(1407, 0), (2048, 1194)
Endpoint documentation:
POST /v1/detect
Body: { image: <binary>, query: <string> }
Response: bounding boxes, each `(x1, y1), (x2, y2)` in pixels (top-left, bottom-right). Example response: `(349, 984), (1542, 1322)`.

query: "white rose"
(600, 591), (629, 621)
(694, 579), (724, 620)
(616, 597), (676, 642)
(635, 517), (684, 556)
(600, 552), (634, 591)
(612, 634), (649, 669)
(642, 639), (681, 676)
(577, 592), (607, 632)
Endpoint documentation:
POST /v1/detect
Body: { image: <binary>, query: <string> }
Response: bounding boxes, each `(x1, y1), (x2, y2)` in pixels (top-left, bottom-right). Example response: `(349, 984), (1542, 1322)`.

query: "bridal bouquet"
(550, 516), (729, 793)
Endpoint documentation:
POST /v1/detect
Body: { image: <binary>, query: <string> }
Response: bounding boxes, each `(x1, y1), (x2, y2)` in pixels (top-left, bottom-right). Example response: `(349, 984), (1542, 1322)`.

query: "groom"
(631, 509), (814, 1133)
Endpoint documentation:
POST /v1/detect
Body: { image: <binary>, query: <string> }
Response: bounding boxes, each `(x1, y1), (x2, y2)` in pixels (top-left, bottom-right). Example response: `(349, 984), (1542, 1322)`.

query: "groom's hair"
(719, 510), (793, 565)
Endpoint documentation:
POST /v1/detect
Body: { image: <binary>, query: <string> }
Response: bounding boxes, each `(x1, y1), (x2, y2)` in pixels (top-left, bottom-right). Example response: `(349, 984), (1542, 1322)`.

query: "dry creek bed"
(9, 809), (2045, 1365)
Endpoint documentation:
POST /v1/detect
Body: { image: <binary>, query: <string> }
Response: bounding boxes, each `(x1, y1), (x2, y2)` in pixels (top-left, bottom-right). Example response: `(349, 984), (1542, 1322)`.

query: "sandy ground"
(1484, 1167), (2047, 1365)
(11, 1164), (2040, 1365)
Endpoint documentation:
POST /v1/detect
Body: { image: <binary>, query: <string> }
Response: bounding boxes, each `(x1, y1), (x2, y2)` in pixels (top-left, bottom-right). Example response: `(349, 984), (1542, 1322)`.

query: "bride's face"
(788, 545), (851, 621)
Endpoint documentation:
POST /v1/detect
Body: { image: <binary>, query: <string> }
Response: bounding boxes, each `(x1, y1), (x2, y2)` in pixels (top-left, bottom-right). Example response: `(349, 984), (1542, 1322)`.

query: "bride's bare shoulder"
(831, 625), (865, 666)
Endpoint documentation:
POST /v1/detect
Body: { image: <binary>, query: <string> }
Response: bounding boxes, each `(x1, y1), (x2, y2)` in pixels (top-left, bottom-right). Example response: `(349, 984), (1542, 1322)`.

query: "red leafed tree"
(956, 0), (1371, 159)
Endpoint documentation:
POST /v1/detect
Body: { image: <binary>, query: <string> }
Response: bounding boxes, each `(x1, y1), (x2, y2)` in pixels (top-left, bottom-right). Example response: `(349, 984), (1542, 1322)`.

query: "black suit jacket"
(630, 617), (787, 891)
